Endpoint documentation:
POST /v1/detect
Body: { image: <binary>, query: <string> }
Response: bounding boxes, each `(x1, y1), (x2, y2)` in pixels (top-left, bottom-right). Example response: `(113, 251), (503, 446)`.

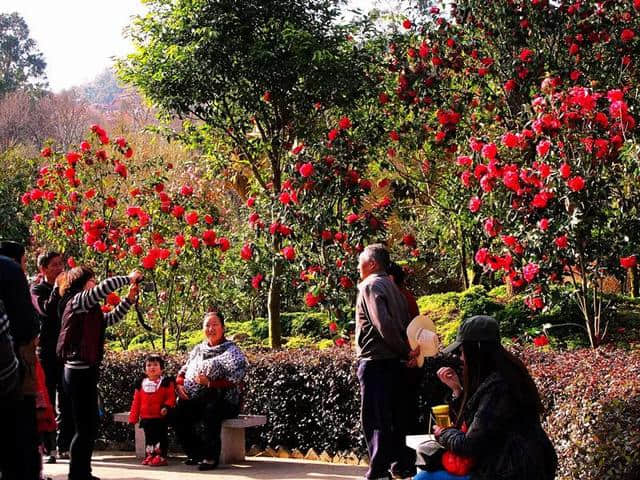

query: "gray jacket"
(355, 272), (411, 361)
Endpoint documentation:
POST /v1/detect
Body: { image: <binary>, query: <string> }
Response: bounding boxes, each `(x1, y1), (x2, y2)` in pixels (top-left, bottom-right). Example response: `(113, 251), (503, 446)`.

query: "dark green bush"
(284, 311), (329, 339)
(457, 285), (503, 319)
(98, 345), (640, 479)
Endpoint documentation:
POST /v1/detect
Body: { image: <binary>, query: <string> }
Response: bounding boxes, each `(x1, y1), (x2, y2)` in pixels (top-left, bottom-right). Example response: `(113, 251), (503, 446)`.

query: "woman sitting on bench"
(172, 311), (247, 470)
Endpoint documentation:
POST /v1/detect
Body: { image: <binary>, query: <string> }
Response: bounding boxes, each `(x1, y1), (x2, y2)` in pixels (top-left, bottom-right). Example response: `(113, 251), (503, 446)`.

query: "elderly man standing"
(356, 243), (417, 480)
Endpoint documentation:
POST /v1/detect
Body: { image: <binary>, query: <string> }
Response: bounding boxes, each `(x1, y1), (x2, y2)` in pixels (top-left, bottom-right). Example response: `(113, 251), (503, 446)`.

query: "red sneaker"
(151, 455), (168, 466)
(142, 454), (154, 465)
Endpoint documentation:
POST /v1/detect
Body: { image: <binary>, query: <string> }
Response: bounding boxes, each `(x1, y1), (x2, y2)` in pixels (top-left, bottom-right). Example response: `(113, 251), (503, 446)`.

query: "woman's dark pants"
(63, 366), (98, 480)
(172, 390), (239, 463)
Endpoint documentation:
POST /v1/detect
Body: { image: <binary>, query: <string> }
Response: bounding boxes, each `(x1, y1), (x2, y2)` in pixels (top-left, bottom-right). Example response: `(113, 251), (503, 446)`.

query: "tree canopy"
(0, 12), (47, 96)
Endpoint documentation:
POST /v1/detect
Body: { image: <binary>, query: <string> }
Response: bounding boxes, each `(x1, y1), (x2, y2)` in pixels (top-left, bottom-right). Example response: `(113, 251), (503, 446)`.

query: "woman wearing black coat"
(415, 315), (557, 480)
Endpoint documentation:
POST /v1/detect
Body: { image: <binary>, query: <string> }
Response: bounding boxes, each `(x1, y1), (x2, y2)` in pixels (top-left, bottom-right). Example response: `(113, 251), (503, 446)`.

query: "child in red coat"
(129, 354), (176, 466)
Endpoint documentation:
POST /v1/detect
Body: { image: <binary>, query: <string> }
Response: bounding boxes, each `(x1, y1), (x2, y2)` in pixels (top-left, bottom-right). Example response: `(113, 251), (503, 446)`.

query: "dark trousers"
(0, 394), (40, 480)
(63, 366), (98, 480)
(140, 418), (169, 455)
(172, 390), (239, 463)
(357, 359), (414, 480)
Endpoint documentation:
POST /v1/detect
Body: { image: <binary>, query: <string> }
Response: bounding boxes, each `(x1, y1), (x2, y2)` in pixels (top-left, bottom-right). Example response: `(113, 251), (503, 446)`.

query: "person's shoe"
(197, 460), (219, 471)
(183, 457), (201, 465)
(151, 455), (168, 466)
(142, 454), (154, 465)
(45, 454), (57, 464)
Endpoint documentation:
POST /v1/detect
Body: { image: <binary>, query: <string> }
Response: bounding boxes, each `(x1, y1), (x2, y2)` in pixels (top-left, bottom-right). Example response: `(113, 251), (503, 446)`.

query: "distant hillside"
(78, 68), (124, 107)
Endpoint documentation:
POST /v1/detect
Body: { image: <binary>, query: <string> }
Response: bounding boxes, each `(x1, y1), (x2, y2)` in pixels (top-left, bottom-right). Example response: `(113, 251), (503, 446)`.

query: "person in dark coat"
(30, 251), (66, 462)
(415, 315), (557, 480)
(0, 242), (41, 480)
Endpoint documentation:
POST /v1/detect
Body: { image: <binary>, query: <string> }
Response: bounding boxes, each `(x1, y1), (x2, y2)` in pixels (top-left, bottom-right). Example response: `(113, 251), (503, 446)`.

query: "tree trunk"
(629, 267), (638, 298)
(458, 222), (469, 290)
(268, 256), (283, 348)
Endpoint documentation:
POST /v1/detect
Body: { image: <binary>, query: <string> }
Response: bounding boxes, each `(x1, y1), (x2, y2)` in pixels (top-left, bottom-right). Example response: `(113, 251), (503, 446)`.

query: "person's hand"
(408, 346), (420, 359)
(35, 273), (44, 284)
(196, 374), (210, 387)
(433, 425), (445, 437)
(160, 407), (168, 416)
(126, 283), (140, 302)
(437, 367), (462, 395)
(128, 269), (143, 285)
(176, 385), (189, 400)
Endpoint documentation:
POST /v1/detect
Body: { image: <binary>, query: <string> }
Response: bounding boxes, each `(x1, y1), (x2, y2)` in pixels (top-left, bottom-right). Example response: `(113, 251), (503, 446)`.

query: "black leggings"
(63, 366), (98, 480)
(140, 418), (169, 455)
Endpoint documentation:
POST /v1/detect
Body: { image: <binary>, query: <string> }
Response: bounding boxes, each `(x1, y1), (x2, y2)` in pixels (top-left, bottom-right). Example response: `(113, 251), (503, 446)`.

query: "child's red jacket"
(128, 376), (176, 424)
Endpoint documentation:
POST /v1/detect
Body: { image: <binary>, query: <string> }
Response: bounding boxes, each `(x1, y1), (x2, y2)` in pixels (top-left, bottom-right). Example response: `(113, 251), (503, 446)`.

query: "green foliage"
(0, 13), (47, 96)
(283, 311), (330, 339)
(0, 147), (38, 243)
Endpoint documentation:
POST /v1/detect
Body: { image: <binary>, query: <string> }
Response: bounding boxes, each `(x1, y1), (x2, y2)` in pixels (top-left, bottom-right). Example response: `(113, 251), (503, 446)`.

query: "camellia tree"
(118, 0), (383, 347)
(22, 125), (232, 350)
(369, 0), (640, 345)
(236, 115), (397, 335)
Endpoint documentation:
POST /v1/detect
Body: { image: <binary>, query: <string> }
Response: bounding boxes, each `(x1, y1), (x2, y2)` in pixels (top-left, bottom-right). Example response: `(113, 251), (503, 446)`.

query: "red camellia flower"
(171, 205), (185, 218)
(202, 230), (217, 246)
(328, 321), (338, 333)
(67, 257), (76, 268)
(536, 140), (551, 157)
(321, 230), (333, 242)
(262, 91), (271, 102)
(475, 248), (489, 264)
(518, 48), (533, 63)
(328, 128), (339, 141)
(106, 292), (121, 306)
(80, 141), (91, 152)
(621, 29), (635, 43)
(40, 147), (52, 157)
(251, 273), (264, 289)
(338, 117), (352, 129)
(555, 235), (569, 249)
(402, 234), (417, 248)
(533, 334), (549, 347)
(190, 236), (200, 249)
(131, 244), (143, 256)
(481, 143), (497, 160)
(282, 246), (295, 261)
(504, 79), (517, 93)
(240, 244), (253, 261)
(114, 163), (127, 178)
(141, 255), (157, 270)
(389, 130), (400, 142)
(379, 92), (390, 104)
(217, 237), (230, 252)
(66, 151), (81, 165)
(523, 263), (540, 283)
(246, 197), (255, 208)
(538, 218), (550, 231)
(567, 176), (585, 192)
(204, 214), (214, 225)
(305, 291), (321, 307)
(402, 18), (412, 29)
(185, 211), (199, 226)
(559, 163), (571, 179)
(456, 155), (472, 167)
(299, 162), (314, 178)
(468, 196), (482, 213)
(346, 213), (359, 224)
(620, 255), (637, 269)
(279, 192), (291, 205)
(339, 276), (353, 289)
(483, 217), (501, 237)
(180, 185), (193, 196)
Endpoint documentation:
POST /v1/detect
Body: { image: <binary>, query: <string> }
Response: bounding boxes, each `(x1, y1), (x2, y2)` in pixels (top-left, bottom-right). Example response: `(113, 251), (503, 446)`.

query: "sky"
(3, 0), (381, 93)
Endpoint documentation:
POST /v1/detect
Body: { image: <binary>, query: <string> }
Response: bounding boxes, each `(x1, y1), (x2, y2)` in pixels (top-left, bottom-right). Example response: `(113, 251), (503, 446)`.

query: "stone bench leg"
(220, 427), (245, 464)
(134, 422), (146, 458)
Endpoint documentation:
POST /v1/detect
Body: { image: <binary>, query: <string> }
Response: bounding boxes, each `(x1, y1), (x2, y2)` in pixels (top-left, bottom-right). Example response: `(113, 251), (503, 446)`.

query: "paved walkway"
(44, 452), (367, 480)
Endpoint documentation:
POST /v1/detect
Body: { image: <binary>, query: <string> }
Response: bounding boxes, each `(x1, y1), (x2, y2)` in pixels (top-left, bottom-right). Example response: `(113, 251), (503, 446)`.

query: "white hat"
(407, 315), (440, 367)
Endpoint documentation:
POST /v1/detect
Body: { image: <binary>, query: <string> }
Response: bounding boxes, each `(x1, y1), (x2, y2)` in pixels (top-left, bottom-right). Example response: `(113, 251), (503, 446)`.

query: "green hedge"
(97, 345), (640, 479)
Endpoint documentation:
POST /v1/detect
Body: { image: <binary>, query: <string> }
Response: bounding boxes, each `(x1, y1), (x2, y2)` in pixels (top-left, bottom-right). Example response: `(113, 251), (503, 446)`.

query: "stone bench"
(113, 412), (267, 464)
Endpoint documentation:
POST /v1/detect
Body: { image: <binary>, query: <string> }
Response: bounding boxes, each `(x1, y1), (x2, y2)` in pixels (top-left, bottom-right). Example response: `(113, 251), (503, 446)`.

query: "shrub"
(98, 345), (640, 479)
(284, 311), (330, 339)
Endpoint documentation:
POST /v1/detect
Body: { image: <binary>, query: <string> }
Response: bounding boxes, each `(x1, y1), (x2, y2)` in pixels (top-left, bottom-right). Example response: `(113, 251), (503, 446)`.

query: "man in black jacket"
(31, 251), (66, 462)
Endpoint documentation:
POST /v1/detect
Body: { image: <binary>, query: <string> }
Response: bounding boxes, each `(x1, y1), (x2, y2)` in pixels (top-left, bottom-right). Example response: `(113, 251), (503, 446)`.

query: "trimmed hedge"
(98, 346), (640, 479)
